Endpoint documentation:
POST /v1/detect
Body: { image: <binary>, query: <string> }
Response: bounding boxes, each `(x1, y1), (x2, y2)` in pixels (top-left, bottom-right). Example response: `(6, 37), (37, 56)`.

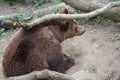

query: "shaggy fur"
(3, 9), (85, 77)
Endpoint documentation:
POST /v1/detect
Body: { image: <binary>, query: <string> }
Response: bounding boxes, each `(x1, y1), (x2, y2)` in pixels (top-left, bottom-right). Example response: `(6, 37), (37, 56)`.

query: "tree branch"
(7, 69), (78, 80)
(61, 0), (120, 22)
(2, 1), (120, 29)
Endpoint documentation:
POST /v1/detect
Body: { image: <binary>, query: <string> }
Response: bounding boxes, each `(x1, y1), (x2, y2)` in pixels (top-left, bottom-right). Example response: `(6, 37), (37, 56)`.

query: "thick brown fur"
(3, 9), (85, 77)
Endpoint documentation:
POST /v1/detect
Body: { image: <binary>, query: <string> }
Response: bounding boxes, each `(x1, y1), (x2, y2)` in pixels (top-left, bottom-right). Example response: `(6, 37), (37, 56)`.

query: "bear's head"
(49, 8), (85, 42)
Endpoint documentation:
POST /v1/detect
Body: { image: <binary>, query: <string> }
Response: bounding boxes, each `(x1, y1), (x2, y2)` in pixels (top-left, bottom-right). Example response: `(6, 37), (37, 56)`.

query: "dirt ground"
(63, 24), (120, 80)
(0, 1), (120, 80)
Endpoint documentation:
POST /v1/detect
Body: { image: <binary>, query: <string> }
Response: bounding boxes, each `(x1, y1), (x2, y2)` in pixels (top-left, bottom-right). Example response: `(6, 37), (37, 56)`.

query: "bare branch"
(7, 69), (78, 80)
(61, 0), (120, 22)
(2, 1), (120, 29)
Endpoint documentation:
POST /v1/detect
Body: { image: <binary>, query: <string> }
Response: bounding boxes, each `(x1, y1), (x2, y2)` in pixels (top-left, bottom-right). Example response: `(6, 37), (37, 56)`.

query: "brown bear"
(2, 8), (85, 77)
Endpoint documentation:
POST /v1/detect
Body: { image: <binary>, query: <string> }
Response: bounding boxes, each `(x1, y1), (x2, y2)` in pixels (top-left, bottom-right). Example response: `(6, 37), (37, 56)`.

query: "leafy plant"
(80, 16), (108, 25)
(4, 0), (21, 5)
(84, 78), (92, 80)
(88, 65), (97, 73)
(36, 0), (61, 8)
(72, 8), (80, 14)
(90, 16), (107, 25)
(103, 75), (111, 80)
(112, 0), (120, 1)
(33, 0), (43, 7)
(13, 12), (31, 21)
(0, 28), (5, 35)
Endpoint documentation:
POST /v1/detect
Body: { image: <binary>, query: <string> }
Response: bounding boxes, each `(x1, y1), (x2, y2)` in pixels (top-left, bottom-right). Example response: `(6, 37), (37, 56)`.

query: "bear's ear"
(59, 8), (69, 14)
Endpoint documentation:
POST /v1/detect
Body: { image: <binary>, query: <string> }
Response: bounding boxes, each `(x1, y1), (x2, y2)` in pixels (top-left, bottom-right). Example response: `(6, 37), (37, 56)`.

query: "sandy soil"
(63, 23), (120, 80)
(0, 2), (35, 16)
(0, 1), (120, 80)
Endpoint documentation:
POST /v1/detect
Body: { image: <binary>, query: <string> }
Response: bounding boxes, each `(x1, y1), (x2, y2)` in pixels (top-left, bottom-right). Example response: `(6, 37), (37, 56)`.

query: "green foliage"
(33, 14), (41, 19)
(13, 12), (31, 21)
(102, 75), (111, 80)
(90, 16), (107, 25)
(0, 0), (3, 2)
(81, 16), (108, 25)
(88, 65), (97, 73)
(0, 28), (5, 35)
(72, 9), (80, 14)
(36, 0), (61, 8)
(4, 0), (21, 5)
(10, 8), (31, 21)
(33, 0), (43, 7)
(112, 0), (120, 1)
(85, 78), (91, 80)
(33, 0), (61, 19)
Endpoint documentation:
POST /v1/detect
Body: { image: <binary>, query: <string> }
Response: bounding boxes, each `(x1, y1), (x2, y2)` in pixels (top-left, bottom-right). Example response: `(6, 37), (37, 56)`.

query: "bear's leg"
(62, 54), (75, 71)
(48, 53), (65, 73)
(56, 53), (75, 73)
(48, 53), (74, 73)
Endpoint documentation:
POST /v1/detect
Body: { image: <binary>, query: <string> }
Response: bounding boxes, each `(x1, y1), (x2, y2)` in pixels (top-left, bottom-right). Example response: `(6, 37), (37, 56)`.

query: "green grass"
(0, 28), (5, 35)
(2, 0), (22, 5)
(80, 16), (112, 26)
(88, 65), (97, 73)
(36, 0), (61, 9)
(33, 0), (44, 7)
(12, 12), (31, 22)
(11, 0), (61, 21)
(90, 16), (107, 25)
(102, 75), (112, 80)
(112, 0), (120, 1)
(82, 78), (92, 80)
(33, 0), (62, 19)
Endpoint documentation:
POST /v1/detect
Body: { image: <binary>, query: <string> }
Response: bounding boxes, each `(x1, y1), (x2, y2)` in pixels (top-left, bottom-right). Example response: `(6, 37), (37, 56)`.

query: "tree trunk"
(61, 0), (120, 22)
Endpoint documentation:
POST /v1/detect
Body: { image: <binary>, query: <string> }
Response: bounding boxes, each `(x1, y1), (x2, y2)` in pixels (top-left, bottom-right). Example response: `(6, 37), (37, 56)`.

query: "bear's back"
(3, 25), (61, 77)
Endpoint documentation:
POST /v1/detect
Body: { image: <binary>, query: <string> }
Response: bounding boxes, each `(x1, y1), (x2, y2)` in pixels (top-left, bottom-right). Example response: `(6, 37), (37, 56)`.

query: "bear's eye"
(60, 22), (69, 32)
